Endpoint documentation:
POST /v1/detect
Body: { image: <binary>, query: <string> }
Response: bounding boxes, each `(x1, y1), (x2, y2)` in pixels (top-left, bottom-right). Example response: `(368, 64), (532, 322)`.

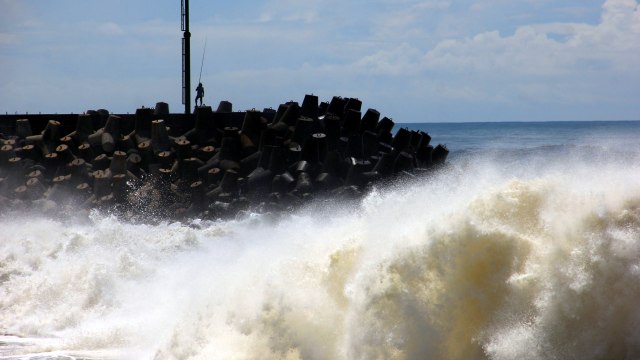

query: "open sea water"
(1, 121), (640, 359)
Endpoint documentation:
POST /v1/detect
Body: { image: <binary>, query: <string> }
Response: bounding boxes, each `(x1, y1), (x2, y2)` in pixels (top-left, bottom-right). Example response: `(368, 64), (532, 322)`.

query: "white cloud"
(198, 23), (314, 44)
(369, 0), (452, 43)
(0, 0), (27, 22)
(1, 0), (638, 121)
(413, 1), (452, 10)
(423, 27), (573, 76)
(314, 0), (637, 116)
(98, 22), (125, 36)
(0, 33), (18, 45)
(259, 0), (324, 23)
(354, 43), (423, 76)
(414, 0), (640, 98)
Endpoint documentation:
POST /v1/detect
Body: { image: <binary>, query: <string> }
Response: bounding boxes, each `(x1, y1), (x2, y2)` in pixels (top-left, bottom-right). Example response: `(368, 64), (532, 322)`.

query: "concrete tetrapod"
(0, 95), (448, 221)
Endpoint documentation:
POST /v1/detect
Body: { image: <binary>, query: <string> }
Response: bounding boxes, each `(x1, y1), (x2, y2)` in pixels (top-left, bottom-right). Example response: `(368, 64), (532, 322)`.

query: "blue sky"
(0, 0), (638, 122)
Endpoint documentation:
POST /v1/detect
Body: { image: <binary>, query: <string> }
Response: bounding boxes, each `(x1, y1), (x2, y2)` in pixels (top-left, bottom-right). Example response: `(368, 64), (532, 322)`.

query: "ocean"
(1, 120), (640, 359)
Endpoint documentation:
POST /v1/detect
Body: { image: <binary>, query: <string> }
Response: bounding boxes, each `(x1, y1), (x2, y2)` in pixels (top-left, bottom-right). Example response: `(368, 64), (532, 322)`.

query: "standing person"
(195, 82), (205, 106)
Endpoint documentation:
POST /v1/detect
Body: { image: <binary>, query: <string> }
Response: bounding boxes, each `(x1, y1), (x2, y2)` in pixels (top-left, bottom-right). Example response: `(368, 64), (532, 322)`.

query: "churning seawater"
(1, 121), (640, 359)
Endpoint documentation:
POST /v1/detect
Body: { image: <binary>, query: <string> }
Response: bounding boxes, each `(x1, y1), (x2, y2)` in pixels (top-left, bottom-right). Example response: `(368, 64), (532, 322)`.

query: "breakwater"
(0, 95), (448, 220)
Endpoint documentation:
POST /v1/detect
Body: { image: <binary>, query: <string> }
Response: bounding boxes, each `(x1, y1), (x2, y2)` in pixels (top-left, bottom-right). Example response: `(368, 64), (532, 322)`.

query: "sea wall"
(0, 95), (448, 220)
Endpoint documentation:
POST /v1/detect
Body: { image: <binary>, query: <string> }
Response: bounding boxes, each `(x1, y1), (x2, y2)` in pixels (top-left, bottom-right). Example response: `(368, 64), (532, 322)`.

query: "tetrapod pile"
(0, 94), (448, 220)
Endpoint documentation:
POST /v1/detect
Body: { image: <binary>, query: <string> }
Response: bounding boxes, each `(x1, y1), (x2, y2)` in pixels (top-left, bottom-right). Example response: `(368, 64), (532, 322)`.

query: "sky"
(0, 0), (638, 122)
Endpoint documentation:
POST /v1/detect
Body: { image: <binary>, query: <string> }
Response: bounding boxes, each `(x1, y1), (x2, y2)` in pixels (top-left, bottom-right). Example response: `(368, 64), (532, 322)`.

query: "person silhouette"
(195, 82), (205, 106)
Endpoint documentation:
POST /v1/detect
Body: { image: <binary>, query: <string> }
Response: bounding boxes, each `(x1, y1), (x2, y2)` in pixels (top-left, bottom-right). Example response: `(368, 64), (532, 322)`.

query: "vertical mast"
(181, 0), (191, 114)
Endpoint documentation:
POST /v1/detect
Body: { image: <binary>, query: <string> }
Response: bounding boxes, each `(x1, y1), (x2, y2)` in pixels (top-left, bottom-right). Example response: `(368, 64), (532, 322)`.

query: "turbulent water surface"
(1, 121), (640, 359)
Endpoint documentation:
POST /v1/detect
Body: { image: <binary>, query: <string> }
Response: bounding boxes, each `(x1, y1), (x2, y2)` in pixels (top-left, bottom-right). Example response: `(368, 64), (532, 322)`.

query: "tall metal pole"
(181, 0), (191, 115)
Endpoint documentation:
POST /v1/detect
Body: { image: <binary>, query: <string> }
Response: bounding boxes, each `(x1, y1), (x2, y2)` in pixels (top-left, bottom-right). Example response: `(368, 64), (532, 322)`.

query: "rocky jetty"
(0, 95), (448, 220)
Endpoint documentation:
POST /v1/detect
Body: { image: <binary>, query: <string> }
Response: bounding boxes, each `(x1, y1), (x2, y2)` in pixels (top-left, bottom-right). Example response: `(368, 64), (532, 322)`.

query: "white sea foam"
(1, 147), (639, 359)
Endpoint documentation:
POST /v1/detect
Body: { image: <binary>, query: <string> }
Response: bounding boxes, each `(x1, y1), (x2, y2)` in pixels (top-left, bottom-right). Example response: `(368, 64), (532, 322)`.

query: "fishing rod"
(198, 38), (207, 83)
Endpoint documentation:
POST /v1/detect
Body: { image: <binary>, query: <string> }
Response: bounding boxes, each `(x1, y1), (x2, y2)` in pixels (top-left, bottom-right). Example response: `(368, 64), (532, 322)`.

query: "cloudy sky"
(0, 0), (638, 122)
